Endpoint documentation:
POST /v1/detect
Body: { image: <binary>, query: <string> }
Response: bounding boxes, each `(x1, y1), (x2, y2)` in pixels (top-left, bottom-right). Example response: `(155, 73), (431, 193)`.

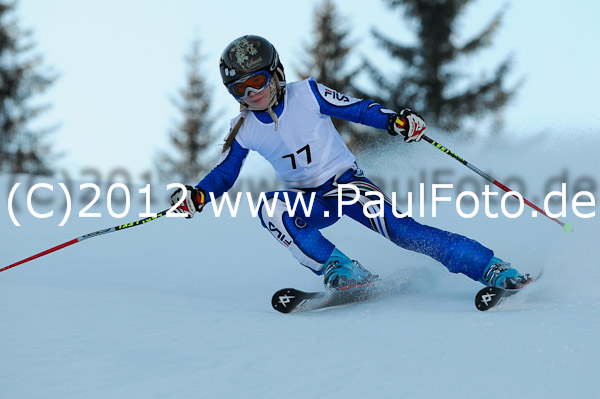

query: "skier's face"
(242, 84), (271, 110)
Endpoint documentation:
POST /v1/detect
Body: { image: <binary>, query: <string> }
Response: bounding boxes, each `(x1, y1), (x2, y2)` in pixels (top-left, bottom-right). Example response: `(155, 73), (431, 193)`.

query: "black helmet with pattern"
(219, 35), (286, 106)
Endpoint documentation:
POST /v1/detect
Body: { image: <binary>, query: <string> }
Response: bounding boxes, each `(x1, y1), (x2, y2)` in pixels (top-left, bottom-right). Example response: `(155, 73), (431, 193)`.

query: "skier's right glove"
(170, 185), (206, 219)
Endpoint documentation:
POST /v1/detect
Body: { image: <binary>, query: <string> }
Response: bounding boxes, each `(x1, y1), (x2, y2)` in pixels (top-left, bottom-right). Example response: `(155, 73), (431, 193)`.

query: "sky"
(13, 0), (600, 182)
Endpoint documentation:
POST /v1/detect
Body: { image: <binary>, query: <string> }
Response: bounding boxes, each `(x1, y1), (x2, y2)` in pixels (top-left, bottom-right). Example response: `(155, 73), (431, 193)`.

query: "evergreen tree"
(0, 0), (57, 175)
(366, 0), (521, 134)
(155, 39), (217, 183)
(297, 0), (375, 152)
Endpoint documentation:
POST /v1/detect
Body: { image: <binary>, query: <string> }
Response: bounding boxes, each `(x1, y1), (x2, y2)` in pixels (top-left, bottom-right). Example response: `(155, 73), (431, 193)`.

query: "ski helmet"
(219, 35), (286, 103)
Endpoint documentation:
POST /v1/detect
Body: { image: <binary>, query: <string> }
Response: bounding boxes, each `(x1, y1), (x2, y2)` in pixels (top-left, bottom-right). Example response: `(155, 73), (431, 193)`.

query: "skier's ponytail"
(222, 113), (246, 153)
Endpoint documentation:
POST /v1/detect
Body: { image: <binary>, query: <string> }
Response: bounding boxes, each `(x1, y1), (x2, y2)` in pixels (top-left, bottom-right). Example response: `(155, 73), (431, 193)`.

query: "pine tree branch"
(0, 0), (58, 174)
(443, 56), (518, 116)
(370, 28), (417, 65)
(458, 6), (506, 55)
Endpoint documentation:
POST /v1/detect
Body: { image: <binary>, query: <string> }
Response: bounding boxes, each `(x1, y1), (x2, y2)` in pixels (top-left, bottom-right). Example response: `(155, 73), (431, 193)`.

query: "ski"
(273, 274), (540, 313)
(272, 282), (381, 314)
(475, 277), (538, 311)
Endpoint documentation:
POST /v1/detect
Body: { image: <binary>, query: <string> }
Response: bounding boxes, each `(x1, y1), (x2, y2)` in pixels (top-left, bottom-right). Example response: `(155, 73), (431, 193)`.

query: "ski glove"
(170, 185), (206, 219)
(387, 109), (427, 143)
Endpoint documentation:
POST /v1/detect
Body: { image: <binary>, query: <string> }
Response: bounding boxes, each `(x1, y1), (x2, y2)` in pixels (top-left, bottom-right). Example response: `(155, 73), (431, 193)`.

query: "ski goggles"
(227, 70), (271, 100)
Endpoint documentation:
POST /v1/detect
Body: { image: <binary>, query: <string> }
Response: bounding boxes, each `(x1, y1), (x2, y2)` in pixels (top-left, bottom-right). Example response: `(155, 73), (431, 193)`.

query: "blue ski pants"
(258, 166), (493, 281)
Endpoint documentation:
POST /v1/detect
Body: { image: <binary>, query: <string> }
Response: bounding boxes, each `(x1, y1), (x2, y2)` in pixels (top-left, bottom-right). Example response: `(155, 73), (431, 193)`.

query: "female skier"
(170, 35), (530, 291)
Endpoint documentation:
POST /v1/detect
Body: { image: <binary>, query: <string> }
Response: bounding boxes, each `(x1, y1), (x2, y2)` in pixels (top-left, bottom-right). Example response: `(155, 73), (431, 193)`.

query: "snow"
(1, 136), (599, 398)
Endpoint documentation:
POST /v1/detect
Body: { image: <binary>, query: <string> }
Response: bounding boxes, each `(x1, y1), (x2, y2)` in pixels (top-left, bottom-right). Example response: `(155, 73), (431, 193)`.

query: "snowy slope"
(1, 136), (599, 399)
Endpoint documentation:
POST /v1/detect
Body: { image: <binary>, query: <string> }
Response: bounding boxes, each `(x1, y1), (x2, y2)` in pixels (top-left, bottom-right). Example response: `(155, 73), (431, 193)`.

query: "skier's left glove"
(170, 185), (206, 219)
(387, 108), (426, 143)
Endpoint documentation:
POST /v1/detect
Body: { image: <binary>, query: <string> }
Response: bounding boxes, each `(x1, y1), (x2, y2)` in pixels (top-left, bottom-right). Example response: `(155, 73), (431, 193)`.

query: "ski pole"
(1, 209), (170, 274)
(421, 134), (573, 232)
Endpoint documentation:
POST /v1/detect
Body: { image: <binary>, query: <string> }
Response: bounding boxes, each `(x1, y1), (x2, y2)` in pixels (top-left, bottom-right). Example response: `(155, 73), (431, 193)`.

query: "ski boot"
(479, 257), (532, 289)
(322, 249), (377, 290)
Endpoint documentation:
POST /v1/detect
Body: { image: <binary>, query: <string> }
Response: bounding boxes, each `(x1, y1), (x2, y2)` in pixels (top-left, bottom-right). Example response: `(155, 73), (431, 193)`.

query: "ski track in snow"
(1, 137), (599, 399)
